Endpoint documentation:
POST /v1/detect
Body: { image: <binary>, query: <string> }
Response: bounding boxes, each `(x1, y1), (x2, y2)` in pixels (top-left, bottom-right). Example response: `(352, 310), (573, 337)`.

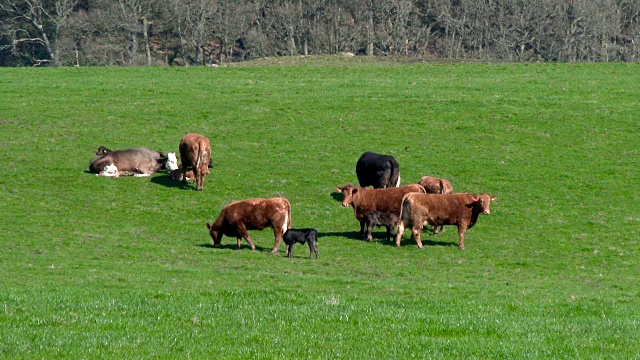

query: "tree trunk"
(367, 12), (374, 56)
(289, 26), (296, 55)
(128, 31), (137, 65)
(142, 16), (152, 66)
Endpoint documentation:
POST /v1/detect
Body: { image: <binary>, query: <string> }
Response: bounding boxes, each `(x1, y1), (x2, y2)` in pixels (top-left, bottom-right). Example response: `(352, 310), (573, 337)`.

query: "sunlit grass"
(0, 58), (639, 358)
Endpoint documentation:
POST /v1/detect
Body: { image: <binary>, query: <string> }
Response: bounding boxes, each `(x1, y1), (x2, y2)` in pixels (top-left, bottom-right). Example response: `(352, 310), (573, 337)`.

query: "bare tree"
(0, 0), (77, 65)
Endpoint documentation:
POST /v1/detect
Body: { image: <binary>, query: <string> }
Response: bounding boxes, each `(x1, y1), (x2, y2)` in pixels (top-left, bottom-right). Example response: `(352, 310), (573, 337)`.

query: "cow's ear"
(472, 196), (479, 202)
(490, 195), (497, 201)
(206, 222), (211, 230)
(336, 187), (342, 192)
(352, 188), (358, 195)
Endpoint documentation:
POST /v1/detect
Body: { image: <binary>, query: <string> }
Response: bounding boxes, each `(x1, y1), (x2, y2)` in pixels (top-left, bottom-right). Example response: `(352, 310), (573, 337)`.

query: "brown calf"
(170, 167), (194, 182)
(336, 184), (425, 238)
(396, 192), (497, 250)
(206, 197), (292, 253)
(179, 133), (211, 191)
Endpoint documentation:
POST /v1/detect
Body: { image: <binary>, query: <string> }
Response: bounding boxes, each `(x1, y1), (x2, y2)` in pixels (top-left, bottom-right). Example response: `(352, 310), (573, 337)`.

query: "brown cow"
(206, 197), (292, 253)
(336, 184), (425, 238)
(418, 176), (453, 195)
(396, 192), (497, 250)
(179, 133), (211, 191)
(417, 176), (454, 234)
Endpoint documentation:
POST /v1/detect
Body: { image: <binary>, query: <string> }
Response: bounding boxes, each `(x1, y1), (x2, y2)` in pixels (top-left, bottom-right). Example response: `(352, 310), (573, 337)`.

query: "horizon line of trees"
(1, 0), (639, 67)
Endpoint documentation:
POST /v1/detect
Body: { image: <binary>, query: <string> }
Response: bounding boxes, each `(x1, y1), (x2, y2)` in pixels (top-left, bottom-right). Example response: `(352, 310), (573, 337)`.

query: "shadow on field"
(318, 231), (361, 240)
(330, 192), (343, 203)
(196, 243), (273, 252)
(395, 236), (458, 248)
(150, 174), (192, 190)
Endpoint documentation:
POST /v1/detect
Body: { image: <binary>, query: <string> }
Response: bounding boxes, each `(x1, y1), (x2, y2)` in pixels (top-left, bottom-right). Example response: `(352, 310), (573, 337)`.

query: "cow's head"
(206, 222), (222, 247)
(99, 163), (119, 177)
(336, 184), (358, 207)
(95, 146), (112, 155)
(472, 192), (498, 215)
(166, 152), (179, 171)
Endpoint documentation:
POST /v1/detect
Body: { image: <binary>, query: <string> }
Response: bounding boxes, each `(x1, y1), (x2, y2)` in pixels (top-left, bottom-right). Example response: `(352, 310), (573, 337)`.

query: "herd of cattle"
(89, 138), (497, 257)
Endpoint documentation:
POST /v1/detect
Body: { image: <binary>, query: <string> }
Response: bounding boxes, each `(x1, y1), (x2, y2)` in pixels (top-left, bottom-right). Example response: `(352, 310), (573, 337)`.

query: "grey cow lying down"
(89, 146), (178, 177)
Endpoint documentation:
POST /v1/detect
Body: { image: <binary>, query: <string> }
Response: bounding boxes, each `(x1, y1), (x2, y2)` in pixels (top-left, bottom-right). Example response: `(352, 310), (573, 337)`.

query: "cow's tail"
(282, 198), (292, 234)
(395, 192), (414, 246)
(195, 144), (203, 171)
(390, 159), (401, 187)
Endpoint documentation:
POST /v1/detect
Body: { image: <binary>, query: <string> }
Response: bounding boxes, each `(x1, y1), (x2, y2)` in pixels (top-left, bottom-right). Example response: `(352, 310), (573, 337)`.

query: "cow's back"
(353, 184), (424, 219)
(179, 133), (211, 167)
(223, 197), (290, 231)
(356, 151), (400, 188)
(403, 193), (473, 225)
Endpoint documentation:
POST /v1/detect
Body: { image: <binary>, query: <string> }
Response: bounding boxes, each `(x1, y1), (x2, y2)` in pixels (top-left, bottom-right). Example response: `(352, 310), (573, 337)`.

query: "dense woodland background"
(2, 0), (640, 66)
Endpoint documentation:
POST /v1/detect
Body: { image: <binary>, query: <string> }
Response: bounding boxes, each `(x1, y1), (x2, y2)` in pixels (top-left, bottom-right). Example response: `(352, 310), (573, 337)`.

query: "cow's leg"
(286, 243), (293, 257)
(457, 226), (467, 250)
(385, 225), (391, 242)
(365, 222), (373, 242)
(359, 219), (366, 237)
(272, 227), (283, 253)
(395, 221), (405, 247)
(412, 225), (424, 249)
(312, 241), (318, 259)
(236, 237), (242, 250)
(237, 226), (256, 251)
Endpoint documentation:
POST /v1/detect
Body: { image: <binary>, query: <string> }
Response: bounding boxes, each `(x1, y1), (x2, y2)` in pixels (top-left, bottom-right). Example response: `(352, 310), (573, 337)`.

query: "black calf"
(283, 228), (318, 259)
(364, 211), (399, 242)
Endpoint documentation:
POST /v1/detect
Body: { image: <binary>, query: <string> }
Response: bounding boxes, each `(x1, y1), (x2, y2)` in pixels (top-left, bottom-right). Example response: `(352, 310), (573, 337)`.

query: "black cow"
(363, 211), (399, 242)
(283, 228), (319, 259)
(356, 151), (400, 189)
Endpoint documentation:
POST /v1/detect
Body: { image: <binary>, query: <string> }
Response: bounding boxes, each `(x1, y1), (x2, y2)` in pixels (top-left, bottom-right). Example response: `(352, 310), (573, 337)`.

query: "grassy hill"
(1, 57), (638, 358)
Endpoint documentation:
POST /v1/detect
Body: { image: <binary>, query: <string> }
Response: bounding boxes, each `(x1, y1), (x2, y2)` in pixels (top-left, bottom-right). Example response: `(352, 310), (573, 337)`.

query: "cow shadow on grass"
(196, 243), (273, 252)
(317, 231), (362, 241)
(330, 192), (343, 203)
(395, 234), (458, 248)
(150, 174), (192, 190)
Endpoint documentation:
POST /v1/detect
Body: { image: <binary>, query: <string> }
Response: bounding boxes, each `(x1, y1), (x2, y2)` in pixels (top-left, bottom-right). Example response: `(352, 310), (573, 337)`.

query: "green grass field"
(1, 58), (639, 358)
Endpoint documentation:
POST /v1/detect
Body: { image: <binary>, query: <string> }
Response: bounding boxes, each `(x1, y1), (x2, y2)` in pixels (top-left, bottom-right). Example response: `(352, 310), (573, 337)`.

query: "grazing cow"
(363, 211), (399, 242)
(396, 192), (497, 250)
(418, 176), (454, 234)
(356, 151), (401, 188)
(179, 133), (211, 191)
(89, 147), (178, 177)
(336, 184), (425, 238)
(283, 228), (319, 259)
(206, 197), (292, 253)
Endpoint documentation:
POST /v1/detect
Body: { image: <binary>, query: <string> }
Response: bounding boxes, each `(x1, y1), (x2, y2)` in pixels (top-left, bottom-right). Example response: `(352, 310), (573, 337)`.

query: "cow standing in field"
(206, 197), (292, 253)
(336, 184), (425, 238)
(179, 133), (211, 191)
(89, 147), (178, 176)
(283, 228), (319, 258)
(363, 211), (399, 242)
(396, 192), (497, 250)
(418, 176), (454, 234)
(356, 151), (401, 188)
(418, 176), (453, 195)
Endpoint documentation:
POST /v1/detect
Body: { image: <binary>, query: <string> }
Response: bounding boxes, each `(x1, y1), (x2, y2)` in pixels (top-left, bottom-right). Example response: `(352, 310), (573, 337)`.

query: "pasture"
(1, 58), (639, 358)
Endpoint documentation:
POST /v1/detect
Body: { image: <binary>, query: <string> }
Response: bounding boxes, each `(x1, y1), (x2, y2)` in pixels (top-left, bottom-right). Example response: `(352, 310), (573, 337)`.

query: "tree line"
(1, 0), (639, 66)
